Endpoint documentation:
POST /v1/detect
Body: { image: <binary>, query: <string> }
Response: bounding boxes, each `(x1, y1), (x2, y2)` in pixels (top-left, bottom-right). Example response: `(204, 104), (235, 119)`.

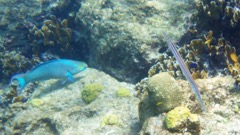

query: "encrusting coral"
(164, 106), (200, 134)
(101, 114), (119, 126)
(81, 83), (104, 104)
(116, 87), (131, 97)
(29, 98), (45, 107)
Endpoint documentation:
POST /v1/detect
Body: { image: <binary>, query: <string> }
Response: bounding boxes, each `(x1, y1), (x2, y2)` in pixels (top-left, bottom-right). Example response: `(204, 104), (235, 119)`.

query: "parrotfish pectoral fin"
(66, 72), (75, 82)
(10, 74), (27, 93)
(61, 79), (67, 85)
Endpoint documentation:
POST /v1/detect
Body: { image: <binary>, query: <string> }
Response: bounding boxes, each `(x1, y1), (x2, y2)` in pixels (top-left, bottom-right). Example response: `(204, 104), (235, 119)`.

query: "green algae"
(29, 99), (45, 107)
(233, 105), (239, 114)
(101, 114), (119, 126)
(81, 83), (104, 104)
(116, 88), (131, 97)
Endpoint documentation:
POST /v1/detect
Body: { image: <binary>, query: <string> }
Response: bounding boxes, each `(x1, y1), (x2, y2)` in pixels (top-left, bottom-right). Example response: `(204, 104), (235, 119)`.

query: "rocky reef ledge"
(1, 69), (240, 134)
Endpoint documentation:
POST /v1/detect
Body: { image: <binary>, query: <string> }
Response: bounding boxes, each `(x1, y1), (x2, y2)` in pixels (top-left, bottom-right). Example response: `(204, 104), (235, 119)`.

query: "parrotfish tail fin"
(10, 73), (27, 93)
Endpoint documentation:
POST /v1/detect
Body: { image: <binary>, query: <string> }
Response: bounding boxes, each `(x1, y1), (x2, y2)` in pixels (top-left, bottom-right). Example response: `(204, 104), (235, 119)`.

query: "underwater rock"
(138, 75), (239, 135)
(138, 91), (154, 126)
(139, 115), (171, 135)
(81, 83), (104, 104)
(1, 69), (240, 134)
(139, 107), (201, 135)
(76, 0), (195, 82)
(0, 68), (140, 134)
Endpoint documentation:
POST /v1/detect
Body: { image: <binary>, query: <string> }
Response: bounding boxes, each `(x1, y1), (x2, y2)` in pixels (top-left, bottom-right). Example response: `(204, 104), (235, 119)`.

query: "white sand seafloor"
(1, 68), (240, 135)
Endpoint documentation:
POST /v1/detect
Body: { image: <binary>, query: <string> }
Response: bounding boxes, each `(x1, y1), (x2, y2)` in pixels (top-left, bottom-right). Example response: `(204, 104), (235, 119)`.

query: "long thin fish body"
(162, 32), (207, 112)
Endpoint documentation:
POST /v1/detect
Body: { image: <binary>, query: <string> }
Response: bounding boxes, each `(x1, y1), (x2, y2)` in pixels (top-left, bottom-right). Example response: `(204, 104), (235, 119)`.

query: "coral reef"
(0, 43), (41, 81)
(76, 0), (196, 82)
(139, 75), (237, 135)
(137, 29), (240, 99)
(0, 0), (83, 80)
(28, 15), (74, 53)
(0, 68), (139, 134)
(164, 106), (200, 133)
(2, 0), (240, 134)
(0, 0), (85, 81)
(1, 69), (240, 134)
(138, 0), (240, 88)
(0, 81), (38, 109)
(116, 87), (131, 97)
(187, 0), (240, 84)
(0, 50), (32, 78)
(145, 35), (211, 81)
(194, 0), (240, 29)
(81, 83), (104, 104)
(0, 0), (79, 37)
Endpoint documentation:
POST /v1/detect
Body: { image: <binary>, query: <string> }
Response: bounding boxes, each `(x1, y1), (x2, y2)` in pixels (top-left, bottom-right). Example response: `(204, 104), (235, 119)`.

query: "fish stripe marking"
(162, 32), (207, 112)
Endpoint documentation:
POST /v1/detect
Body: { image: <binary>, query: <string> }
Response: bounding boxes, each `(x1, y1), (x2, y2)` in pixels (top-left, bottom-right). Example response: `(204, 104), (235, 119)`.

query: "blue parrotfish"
(10, 59), (87, 93)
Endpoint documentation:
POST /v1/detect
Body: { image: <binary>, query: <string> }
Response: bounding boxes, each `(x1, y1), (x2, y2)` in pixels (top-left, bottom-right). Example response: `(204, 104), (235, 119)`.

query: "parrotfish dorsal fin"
(30, 59), (60, 71)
